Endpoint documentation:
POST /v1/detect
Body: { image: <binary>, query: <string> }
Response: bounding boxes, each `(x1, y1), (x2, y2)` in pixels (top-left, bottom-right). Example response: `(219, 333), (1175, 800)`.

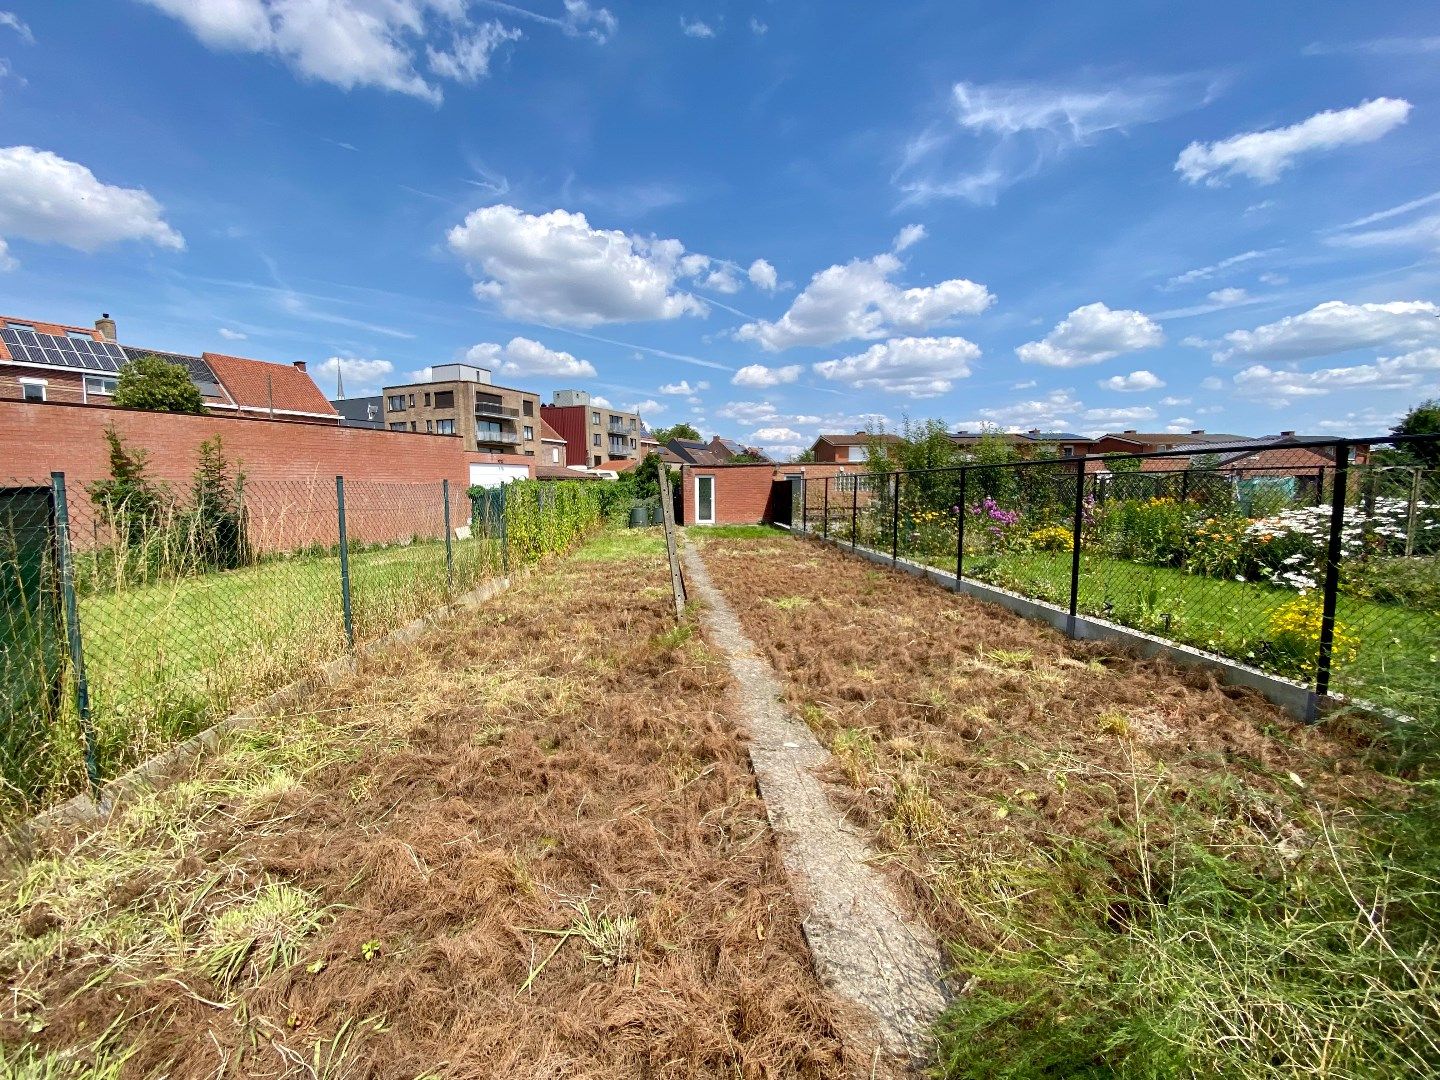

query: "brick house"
(950, 429), (1095, 458)
(1090, 429), (1248, 455)
(677, 461), (857, 525)
(810, 431), (905, 464)
(202, 352), (340, 424)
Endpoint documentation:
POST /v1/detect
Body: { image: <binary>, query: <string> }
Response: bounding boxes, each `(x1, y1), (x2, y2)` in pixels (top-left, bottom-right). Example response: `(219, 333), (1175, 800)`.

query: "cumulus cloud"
(218, 327), (248, 341)
(892, 223), (927, 252)
(466, 336), (597, 378)
(316, 356), (395, 394)
(0, 146), (184, 264)
(447, 205), (709, 327)
(812, 335), (979, 397)
(1176, 98), (1411, 185)
(897, 74), (1216, 204)
(732, 363), (803, 388)
(752, 426), (804, 443)
(1206, 287), (1249, 305)
(1215, 300), (1440, 362)
(659, 379), (708, 395)
(747, 257), (778, 291)
(737, 252), (992, 350)
(1099, 369), (1165, 392)
(1017, 303), (1164, 367)
(624, 398), (662, 415)
(679, 16), (714, 38)
(1231, 349), (1440, 403)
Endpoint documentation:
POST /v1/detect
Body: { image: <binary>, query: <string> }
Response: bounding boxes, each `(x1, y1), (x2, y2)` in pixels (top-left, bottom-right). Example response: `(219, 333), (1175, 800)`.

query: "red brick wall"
(0, 400), (535, 550)
(678, 463), (869, 525)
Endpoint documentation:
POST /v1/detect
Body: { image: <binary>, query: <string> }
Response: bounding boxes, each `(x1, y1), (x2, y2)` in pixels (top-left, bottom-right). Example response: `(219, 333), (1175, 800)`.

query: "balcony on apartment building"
(476, 426), (522, 447)
(475, 400), (521, 419)
(607, 442), (635, 458)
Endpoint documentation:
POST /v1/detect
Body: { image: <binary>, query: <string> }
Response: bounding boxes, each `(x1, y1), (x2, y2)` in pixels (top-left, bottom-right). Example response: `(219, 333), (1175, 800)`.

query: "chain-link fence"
(0, 472), (603, 820)
(796, 435), (1440, 728)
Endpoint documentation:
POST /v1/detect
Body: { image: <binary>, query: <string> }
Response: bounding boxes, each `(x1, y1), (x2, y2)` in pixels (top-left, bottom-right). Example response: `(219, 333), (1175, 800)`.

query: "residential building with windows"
(809, 432), (906, 464)
(380, 363), (543, 456)
(1089, 429), (1248, 455)
(0, 313), (338, 423)
(540, 389), (648, 468)
(949, 429), (1095, 458)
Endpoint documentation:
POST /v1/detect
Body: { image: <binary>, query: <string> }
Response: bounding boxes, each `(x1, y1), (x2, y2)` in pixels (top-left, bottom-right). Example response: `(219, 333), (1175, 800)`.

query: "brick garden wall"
(678, 463), (860, 525)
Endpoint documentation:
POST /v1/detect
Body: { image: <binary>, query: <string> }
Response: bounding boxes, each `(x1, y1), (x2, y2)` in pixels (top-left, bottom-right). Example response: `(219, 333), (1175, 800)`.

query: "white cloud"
(974, 389), (1084, 430)
(1215, 300), (1440, 362)
(747, 257), (778, 291)
(1017, 303), (1164, 367)
(1165, 249), (1270, 289)
(1259, 272), (1288, 286)
(624, 398), (662, 416)
(1231, 349), (1440, 403)
(737, 251), (992, 350)
(679, 16), (714, 38)
(466, 335), (597, 378)
(813, 335), (979, 398)
(447, 205), (708, 327)
(1206, 287), (1249, 305)
(316, 356), (395, 394)
(0, 238), (15, 272)
(732, 363), (803, 388)
(749, 16), (767, 35)
(897, 74), (1216, 204)
(1329, 213), (1440, 252)
(752, 426), (803, 443)
(1326, 190), (1440, 233)
(1303, 36), (1440, 57)
(0, 11), (33, 43)
(1099, 369), (1165, 392)
(892, 223), (927, 252)
(1176, 98), (1411, 185)
(659, 379), (708, 395)
(218, 327), (248, 341)
(1200, 376), (1223, 390)
(589, 394), (612, 407)
(137, 0), (604, 101)
(427, 21), (522, 83)
(718, 400), (780, 424)
(0, 146), (184, 264)
(1159, 395), (1191, 407)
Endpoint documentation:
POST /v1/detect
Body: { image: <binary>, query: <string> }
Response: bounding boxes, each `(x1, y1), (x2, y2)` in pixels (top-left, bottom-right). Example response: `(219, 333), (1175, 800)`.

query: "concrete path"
(682, 542), (950, 1067)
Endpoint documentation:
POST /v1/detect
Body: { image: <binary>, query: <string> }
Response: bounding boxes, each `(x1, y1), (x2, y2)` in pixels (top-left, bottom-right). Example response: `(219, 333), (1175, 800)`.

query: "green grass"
(569, 526), (667, 562)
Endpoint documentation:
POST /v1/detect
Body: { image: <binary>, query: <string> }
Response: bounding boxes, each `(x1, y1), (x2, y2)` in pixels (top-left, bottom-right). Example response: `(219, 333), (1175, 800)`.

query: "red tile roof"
(602, 457), (640, 472)
(202, 353), (337, 417)
(539, 418), (566, 442)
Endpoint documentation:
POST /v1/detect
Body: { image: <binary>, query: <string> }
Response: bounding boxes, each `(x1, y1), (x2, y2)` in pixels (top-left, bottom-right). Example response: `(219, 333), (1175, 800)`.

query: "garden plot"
(0, 529), (873, 1078)
(696, 529), (1439, 1079)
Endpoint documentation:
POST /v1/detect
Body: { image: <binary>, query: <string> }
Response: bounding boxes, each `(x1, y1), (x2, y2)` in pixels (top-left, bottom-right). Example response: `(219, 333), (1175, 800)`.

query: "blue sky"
(1, 2), (1439, 458)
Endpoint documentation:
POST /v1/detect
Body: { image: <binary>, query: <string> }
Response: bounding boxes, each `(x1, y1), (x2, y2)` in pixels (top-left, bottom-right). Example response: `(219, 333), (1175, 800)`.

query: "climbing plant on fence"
(469, 479), (607, 563)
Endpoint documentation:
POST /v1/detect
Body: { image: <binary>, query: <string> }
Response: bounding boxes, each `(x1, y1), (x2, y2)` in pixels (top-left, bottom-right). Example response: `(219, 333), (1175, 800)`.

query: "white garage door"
(468, 463), (530, 488)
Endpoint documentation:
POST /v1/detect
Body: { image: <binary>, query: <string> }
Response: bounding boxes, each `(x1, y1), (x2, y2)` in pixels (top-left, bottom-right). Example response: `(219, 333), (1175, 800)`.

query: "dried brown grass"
(0, 534), (874, 1078)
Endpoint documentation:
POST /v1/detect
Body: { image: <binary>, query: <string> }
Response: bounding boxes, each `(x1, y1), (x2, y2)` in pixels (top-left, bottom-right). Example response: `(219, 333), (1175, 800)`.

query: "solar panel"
(0, 328), (126, 373)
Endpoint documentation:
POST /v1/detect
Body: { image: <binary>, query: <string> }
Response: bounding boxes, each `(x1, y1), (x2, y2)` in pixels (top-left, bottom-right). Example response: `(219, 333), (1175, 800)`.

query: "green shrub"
(1098, 497), (1193, 566)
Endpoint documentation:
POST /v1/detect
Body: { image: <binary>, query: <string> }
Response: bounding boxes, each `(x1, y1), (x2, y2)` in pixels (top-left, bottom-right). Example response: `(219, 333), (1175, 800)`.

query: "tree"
(653, 422), (700, 444)
(730, 451), (766, 464)
(793, 448), (816, 463)
(87, 427), (170, 545)
(113, 355), (205, 414)
(190, 437), (249, 570)
(628, 452), (662, 502)
(1390, 398), (1440, 467)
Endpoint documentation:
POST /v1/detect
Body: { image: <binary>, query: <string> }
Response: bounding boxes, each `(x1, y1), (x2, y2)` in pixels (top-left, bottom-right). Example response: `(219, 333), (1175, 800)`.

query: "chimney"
(95, 313), (116, 342)
(1028, 428), (1040, 434)
(1190, 429), (1205, 435)
(1280, 430), (1296, 438)
(1123, 429), (1137, 434)
(293, 360), (307, 373)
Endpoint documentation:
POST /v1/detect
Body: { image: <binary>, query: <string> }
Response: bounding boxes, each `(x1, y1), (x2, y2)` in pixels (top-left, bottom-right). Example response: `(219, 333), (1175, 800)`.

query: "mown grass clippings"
(702, 533), (1439, 1079)
(0, 527), (874, 1078)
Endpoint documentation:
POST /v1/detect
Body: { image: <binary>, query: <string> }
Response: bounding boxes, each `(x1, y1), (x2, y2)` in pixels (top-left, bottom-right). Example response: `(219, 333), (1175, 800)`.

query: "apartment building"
(380, 363), (543, 456)
(541, 389), (647, 468)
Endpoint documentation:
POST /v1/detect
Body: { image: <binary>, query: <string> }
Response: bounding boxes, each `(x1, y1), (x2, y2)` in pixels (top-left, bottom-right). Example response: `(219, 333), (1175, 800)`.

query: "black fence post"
(802, 477), (809, 534)
(50, 472), (97, 791)
(840, 478), (852, 550)
(442, 478), (454, 595)
(499, 481), (510, 575)
(1179, 470), (1190, 506)
(1068, 458), (1085, 629)
(336, 475), (355, 649)
(890, 472), (901, 564)
(955, 466), (968, 586)
(1314, 440), (1350, 707)
(823, 476), (830, 539)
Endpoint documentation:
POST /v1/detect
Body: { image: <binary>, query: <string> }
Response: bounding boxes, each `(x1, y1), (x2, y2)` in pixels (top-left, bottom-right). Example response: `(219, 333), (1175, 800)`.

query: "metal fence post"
(336, 475), (355, 649)
(50, 472), (97, 791)
(851, 475), (859, 548)
(499, 481), (510, 575)
(442, 478), (454, 595)
(1313, 440), (1350, 708)
(890, 472), (901, 564)
(802, 477), (809, 533)
(823, 476), (830, 539)
(1068, 458), (1085, 629)
(955, 467), (968, 587)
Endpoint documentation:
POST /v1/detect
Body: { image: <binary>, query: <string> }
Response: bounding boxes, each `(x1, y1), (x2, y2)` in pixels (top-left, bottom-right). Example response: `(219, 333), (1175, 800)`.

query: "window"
(524, 425), (534, 440)
(629, 417), (636, 429)
(591, 411), (600, 425)
(593, 433), (601, 447)
(522, 399), (534, 416)
(409, 421), (417, 431)
(83, 375), (118, 401)
(423, 392), (431, 407)
(19, 378), (46, 403)
(389, 422), (407, 431)
(408, 393), (416, 408)
(630, 438), (636, 449)
(436, 418), (455, 435)
(550, 447), (560, 464)
(696, 475), (715, 524)
(426, 420), (433, 432)
(434, 390), (454, 409)
(387, 395), (406, 411)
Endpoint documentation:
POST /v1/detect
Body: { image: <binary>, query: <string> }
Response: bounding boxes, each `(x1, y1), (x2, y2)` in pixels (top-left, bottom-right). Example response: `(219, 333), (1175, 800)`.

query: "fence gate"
(768, 478), (795, 527)
(0, 485), (64, 773)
